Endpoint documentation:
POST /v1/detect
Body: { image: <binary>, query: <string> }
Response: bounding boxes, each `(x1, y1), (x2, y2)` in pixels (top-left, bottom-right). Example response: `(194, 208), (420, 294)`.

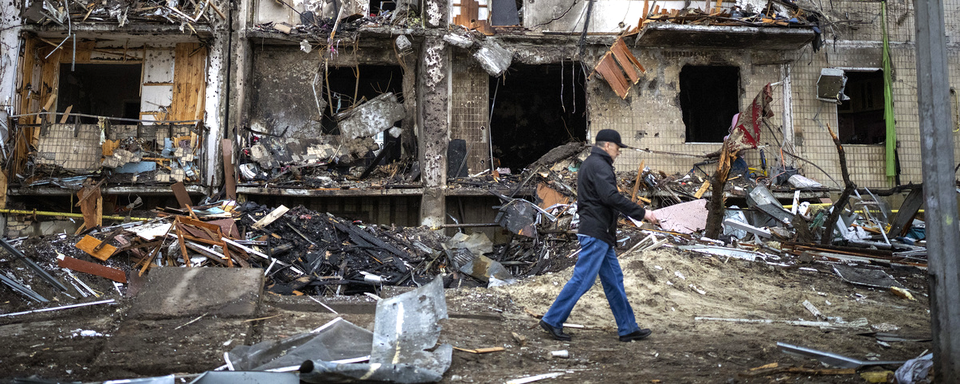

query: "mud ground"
(0, 244), (931, 383)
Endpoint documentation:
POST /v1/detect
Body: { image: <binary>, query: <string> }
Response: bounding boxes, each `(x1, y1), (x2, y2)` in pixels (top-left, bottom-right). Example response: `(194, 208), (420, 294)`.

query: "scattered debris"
(777, 342), (905, 369)
(299, 277), (452, 383)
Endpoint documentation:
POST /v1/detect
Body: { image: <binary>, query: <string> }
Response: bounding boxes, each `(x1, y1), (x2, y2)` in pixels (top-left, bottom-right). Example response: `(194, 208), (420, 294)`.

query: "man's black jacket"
(577, 146), (647, 246)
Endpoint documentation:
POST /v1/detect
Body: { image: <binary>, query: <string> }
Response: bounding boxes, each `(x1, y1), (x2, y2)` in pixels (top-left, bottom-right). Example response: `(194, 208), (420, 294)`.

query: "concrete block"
(473, 40), (512, 77)
(336, 92), (405, 140)
(131, 267), (264, 319)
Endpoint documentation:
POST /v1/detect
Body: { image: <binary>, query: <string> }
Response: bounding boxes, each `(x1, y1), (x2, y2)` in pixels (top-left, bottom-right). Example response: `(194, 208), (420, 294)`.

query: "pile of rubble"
(21, 0), (227, 27)
(1, 133), (932, 313)
(632, 0), (827, 31)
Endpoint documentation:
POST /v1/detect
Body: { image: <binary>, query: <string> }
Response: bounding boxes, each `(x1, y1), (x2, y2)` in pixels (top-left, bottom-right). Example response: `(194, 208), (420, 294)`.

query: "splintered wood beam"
(704, 140), (734, 239)
(821, 123), (856, 245)
(59, 105), (73, 123)
(58, 255), (127, 283)
(252, 205), (289, 230)
(594, 53), (630, 99)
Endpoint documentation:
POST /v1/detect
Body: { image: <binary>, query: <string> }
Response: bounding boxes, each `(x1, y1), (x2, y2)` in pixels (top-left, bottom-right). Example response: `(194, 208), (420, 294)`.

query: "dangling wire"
(560, 61), (565, 113)
(572, 60), (577, 114)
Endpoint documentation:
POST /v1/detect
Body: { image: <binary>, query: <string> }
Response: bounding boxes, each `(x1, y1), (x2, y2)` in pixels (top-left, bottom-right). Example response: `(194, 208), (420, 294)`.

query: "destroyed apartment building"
(0, 0), (958, 380)
(0, 0), (956, 233)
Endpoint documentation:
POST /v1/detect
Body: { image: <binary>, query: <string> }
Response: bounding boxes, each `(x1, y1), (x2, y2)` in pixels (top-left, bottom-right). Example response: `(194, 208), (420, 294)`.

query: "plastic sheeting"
(722, 205), (748, 240)
(894, 353), (933, 384)
(300, 276), (452, 383)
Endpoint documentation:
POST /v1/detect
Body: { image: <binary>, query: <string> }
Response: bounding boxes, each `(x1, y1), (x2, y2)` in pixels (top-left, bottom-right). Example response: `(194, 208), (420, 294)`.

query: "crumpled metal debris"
(300, 276), (452, 383)
(336, 92), (405, 140)
(227, 317), (374, 371)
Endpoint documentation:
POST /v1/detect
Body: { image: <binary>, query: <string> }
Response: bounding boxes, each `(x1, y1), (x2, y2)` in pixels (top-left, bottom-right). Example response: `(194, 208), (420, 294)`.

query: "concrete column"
(0, 7), (22, 144)
(223, 0), (253, 195)
(400, 46), (418, 159)
(204, 35), (229, 189)
(779, 62), (795, 168)
(228, 0), (254, 138)
(914, 0), (960, 379)
(418, 36), (449, 228)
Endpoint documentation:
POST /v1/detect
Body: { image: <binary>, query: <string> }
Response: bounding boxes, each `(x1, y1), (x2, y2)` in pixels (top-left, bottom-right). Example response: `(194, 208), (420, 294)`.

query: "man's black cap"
(596, 129), (629, 148)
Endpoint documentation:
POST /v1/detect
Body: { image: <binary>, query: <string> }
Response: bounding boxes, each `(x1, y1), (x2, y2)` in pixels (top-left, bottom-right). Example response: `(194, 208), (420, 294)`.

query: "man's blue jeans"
(542, 235), (641, 336)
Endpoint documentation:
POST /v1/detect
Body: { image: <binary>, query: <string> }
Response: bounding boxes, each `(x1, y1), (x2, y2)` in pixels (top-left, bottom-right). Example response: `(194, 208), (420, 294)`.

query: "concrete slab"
(131, 267), (264, 319)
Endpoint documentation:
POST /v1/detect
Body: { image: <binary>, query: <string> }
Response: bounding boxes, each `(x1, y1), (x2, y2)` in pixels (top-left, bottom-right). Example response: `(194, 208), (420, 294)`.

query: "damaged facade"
(0, 0), (228, 234)
(0, 0), (958, 232)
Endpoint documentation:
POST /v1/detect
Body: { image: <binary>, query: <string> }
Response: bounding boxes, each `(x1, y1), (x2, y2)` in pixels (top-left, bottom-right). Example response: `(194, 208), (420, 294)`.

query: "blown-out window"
(679, 65), (740, 143)
(837, 70), (885, 145)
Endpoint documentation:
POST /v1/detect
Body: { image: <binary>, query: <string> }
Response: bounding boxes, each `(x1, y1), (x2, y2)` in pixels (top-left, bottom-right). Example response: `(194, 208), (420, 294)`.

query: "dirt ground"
(0, 241), (931, 383)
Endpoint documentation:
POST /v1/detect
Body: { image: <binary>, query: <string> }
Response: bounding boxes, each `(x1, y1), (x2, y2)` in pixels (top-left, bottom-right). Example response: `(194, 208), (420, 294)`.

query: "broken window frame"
(678, 64), (741, 144)
(9, 37), (210, 185)
(833, 67), (886, 146)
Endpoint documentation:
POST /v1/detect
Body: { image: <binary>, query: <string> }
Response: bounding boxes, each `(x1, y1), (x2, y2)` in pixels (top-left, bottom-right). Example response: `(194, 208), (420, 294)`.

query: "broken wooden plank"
(886, 187), (922, 238)
(274, 23), (292, 34)
(252, 205), (289, 230)
(76, 182), (103, 231)
(631, 160), (645, 204)
(452, 346), (506, 354)
(176, 221), (192, 267)
(75, 235), (118, 261)
(821, 123), (856, 245)
(59, 105), (73, 123)
(694, 179), (710, 199)
(610, 42), (640, 84)
(172, 181), (192, 209)
(222, 139), (237, 200)
(57, 255), (127, 283)
(0, 171), (7, 210)
(594, 52), (630, 99)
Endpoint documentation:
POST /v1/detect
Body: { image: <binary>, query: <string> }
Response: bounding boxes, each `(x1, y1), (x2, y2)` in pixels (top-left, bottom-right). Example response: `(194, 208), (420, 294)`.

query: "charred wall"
(249, 47), (324, 138)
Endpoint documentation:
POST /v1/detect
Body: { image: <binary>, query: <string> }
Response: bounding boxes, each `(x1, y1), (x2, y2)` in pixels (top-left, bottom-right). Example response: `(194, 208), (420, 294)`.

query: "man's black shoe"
(539, 320), (571, 341)
(619, 328), (652, 342)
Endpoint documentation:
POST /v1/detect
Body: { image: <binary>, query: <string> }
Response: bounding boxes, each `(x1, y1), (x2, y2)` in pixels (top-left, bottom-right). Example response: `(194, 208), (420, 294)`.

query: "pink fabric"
(728, 84), (774, 151)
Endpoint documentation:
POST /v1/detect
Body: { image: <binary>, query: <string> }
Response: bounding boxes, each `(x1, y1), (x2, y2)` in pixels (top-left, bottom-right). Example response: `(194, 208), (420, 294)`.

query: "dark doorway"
(57, 64), (142, 123)
(489, 63), (587, 171)
(838, 70), (885, 144)
(679, 65), (740, 143)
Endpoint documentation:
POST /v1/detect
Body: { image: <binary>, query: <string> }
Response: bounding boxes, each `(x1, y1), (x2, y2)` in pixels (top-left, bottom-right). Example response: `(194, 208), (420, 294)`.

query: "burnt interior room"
(489, 63), (587, 171)
(838, 70), (885, 144)
(369, 0), (396, 15)
(322, 65), (404, 161)
(322, 65), (404, 131)
(679, 65), (740, 143)
(251, 196), (421, 227)
(57, 64), (142, 124)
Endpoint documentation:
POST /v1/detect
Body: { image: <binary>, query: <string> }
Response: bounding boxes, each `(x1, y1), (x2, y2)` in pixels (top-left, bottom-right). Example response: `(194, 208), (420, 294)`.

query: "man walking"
(539, 129), (658, 342)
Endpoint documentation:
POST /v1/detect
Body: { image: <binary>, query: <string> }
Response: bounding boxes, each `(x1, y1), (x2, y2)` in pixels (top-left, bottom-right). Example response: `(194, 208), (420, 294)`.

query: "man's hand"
(644, 210), (659, 226)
